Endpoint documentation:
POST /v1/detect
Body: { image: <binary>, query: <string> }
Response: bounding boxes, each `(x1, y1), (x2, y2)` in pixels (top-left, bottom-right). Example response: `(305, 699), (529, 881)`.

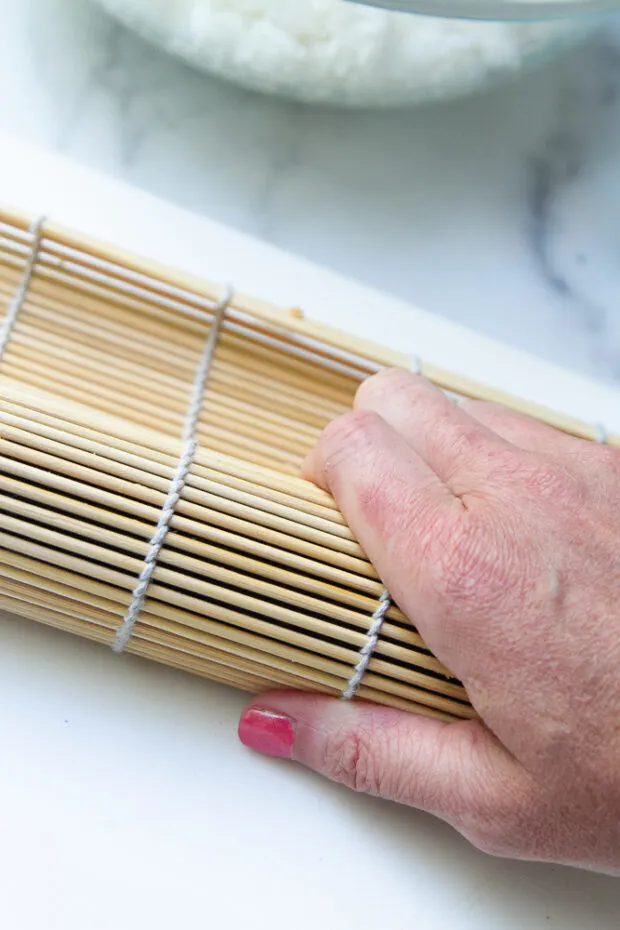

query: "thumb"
(239, 692), (532, 848)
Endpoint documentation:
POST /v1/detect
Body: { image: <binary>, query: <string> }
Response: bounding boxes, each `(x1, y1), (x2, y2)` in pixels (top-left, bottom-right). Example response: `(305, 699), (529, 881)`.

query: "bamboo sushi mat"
(0, 206), (617, 723)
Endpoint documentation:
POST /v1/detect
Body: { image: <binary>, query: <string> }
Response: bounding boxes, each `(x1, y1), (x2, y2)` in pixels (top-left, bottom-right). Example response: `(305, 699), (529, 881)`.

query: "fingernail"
(238, 708), (295, 759)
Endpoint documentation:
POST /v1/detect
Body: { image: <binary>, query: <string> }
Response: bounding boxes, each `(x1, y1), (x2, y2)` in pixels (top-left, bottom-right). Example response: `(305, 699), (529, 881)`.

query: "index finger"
(302, 407), (466, 663)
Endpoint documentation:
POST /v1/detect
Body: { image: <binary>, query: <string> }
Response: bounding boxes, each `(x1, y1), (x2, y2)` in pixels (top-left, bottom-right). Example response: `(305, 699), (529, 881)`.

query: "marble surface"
(1, 0), (619, 387)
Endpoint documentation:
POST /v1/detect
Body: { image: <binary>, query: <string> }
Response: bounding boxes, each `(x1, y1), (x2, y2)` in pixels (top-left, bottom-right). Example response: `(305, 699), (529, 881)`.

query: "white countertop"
(1, 4), (619, 929)
(2, 0), (620, 388)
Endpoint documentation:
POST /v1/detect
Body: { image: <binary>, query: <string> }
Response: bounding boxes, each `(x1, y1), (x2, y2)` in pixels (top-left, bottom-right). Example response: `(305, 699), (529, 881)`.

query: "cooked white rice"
(96, 0), (581, 105)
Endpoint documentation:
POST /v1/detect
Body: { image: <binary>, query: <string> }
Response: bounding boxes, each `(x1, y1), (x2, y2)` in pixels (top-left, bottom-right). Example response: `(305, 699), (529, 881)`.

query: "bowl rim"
(352, 0), (616, 20)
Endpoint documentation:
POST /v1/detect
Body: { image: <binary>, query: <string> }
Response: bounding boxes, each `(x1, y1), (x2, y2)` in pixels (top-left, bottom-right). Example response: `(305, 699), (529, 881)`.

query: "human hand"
(238, 369), (620, 873)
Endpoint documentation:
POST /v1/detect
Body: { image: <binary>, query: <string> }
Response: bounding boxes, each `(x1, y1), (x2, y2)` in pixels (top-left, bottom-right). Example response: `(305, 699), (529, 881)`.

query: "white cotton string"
(0, 217), (45, 364)
(113, 285), (234, 654)
(594, 422), (608, 445)
(343, 590), (392, 700)
(410, 354), (422, 375)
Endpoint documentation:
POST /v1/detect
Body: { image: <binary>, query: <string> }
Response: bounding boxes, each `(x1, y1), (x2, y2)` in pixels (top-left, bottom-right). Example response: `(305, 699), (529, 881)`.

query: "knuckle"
(482, 449), (588, 512)
(355, 366), (416, 407)
(479, 445), (528, 485)
(514, 460), (585, 507)
(322, 727), (386, 796)
(425, 518), (515, 609)
(321, 409), (382, 465)
(593, 444), (620, 478)
(318, 410), (384, 492)
(530, 463), (579, 501)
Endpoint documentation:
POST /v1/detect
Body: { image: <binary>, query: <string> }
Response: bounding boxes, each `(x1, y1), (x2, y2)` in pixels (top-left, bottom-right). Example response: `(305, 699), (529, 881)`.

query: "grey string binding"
(113, 285), (233, 654)
(0, 217), (45, 363)
(343, 590), (392, 700)
(594, 422), (608, 446)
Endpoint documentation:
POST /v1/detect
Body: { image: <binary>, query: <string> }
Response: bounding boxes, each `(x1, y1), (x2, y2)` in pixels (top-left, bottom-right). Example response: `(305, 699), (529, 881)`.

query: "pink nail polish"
(238, 708), (295, 759)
